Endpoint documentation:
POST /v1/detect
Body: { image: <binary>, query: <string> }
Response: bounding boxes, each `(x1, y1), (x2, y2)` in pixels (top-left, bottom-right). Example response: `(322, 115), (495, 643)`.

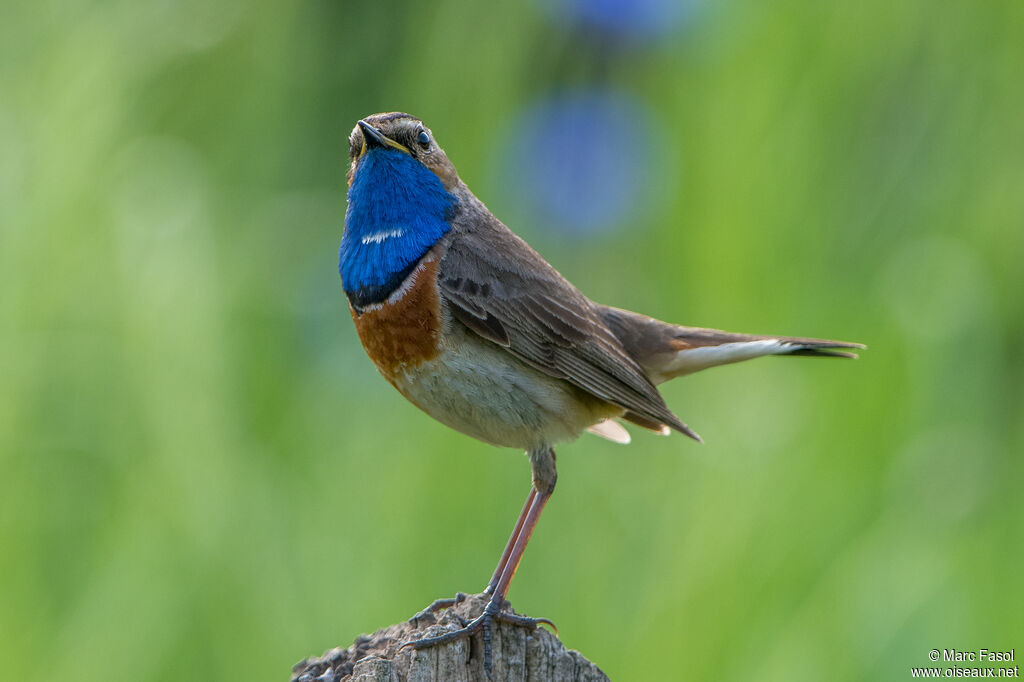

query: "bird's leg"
(411, 487), (536, 623)
(487, 447), (556, 605)
(402, 448), (558, 678)
(483, 487), (537, 596)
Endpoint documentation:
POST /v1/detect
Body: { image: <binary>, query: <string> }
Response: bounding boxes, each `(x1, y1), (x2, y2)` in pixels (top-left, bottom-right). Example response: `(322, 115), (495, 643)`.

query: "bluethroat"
(339, 112), (862, 674)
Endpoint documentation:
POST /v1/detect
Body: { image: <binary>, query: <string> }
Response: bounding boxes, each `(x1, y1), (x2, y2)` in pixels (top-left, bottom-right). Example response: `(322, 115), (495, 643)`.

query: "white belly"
(391, 320), (617, 450)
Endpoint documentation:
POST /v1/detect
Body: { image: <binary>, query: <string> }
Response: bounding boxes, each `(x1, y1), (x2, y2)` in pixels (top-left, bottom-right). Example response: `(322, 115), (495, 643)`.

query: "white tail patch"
(586, 419), (631, 444)
(657, 339), (797, 381)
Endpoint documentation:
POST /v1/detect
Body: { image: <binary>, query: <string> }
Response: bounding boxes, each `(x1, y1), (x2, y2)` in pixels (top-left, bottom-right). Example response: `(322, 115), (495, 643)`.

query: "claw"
(408, 593), (468, 624)
(401, 601), (551, 678)
(534, 617), (558, 636)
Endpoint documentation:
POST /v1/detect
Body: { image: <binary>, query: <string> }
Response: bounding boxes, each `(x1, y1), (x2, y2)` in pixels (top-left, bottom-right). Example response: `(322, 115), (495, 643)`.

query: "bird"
(339, 111), (862, 674)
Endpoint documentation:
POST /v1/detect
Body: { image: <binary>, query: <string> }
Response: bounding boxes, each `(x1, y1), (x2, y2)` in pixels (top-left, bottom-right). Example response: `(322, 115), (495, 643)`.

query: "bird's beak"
(357, 120), (411, 158)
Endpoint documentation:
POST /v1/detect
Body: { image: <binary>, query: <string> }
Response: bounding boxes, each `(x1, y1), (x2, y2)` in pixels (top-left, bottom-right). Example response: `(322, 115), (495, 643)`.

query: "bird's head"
(347, 112), (459, 190)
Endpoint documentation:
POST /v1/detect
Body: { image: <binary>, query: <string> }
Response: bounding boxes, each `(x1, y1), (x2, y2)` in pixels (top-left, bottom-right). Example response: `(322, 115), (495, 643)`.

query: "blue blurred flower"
(499, 90), (661, 237)
(541, 0), (700, 42)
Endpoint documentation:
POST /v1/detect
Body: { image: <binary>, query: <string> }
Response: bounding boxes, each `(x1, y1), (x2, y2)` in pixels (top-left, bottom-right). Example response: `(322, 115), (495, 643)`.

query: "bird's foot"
(408, 592), (471, 626)
(400, 596), (555, 678)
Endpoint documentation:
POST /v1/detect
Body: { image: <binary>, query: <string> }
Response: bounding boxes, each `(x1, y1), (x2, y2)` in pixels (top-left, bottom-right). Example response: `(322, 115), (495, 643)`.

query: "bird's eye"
(417, 130), (430, 147)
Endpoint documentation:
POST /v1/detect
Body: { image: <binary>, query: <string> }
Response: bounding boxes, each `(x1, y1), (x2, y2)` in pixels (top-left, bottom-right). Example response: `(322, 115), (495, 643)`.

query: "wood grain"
(291, 593), (609, 682)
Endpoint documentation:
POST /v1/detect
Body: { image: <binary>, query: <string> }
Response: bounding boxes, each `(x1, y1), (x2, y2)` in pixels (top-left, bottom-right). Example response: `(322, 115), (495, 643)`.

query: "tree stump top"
(291, 593), (609, 682)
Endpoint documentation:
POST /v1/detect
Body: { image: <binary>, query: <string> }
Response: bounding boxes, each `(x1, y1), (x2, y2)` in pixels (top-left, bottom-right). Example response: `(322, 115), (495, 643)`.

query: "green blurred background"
(2, 0), (1022, 680)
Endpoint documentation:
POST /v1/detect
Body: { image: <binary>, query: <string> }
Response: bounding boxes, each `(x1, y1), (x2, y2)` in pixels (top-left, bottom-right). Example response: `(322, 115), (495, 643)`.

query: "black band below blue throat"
(344, 257), (422, 313)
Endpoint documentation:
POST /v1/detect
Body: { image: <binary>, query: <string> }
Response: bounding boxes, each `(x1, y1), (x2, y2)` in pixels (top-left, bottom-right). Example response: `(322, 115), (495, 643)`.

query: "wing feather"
(438, 217), (694, 438)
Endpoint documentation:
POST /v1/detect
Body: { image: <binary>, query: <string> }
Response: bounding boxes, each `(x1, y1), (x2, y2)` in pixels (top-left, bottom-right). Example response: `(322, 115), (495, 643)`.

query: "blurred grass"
(1, 0), (1022, 680)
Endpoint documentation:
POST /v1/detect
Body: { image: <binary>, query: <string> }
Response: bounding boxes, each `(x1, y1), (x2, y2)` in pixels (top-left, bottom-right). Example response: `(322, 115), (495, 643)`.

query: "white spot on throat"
(361, 227), (405, 245)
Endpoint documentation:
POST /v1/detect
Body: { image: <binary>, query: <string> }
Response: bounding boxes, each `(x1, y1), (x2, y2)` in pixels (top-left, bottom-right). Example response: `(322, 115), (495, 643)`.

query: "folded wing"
(438, 220), (698, 440)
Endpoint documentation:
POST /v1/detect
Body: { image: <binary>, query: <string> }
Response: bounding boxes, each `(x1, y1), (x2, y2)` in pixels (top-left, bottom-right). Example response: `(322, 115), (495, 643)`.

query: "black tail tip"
(788, 348), (861, 359)
(680, 423), (703, 443)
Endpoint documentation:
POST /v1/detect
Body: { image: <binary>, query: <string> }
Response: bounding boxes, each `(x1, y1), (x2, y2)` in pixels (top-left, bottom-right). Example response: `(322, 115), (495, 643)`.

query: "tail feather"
(598, 305), (864, 384)
(783, 346), (861, 359)
(657, 334), (862, 382)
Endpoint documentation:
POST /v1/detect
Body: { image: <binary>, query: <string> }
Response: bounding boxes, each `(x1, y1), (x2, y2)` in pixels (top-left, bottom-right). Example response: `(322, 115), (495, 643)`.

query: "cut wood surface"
(291, 593), (609, 682)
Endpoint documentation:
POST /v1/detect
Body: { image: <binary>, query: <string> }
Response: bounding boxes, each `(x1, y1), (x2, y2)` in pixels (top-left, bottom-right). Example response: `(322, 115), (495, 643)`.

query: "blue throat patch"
(340, 148), (456, 308)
